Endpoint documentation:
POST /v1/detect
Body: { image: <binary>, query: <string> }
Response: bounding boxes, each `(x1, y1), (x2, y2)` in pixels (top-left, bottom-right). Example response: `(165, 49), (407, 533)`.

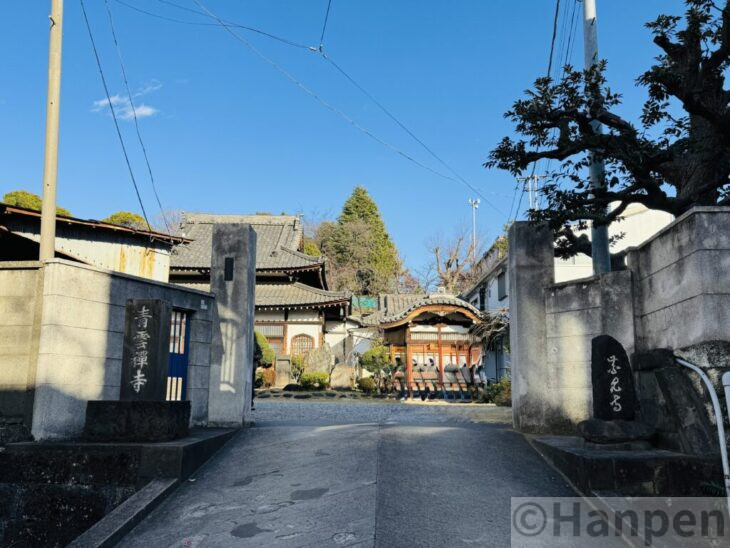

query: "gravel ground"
(252, 398), (513, 425)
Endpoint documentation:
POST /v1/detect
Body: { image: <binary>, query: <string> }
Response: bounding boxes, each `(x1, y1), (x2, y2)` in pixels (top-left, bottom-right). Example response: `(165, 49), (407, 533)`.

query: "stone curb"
(68, 478), (179, 548)
(255, 389), (501, 406)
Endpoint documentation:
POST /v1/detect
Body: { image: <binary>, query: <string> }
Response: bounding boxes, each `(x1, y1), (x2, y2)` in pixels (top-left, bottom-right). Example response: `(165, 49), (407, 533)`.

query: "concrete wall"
(628, 207), (730, 351)
(27, 259), (214, 440)
(544, 271), (636, 428)
(0, 262), (42, 424)
(509, 207), (730, 435)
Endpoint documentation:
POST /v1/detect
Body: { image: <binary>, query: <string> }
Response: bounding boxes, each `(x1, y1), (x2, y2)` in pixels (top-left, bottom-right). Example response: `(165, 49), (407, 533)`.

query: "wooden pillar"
(405, 326), (413, 397)
(282, 319), (288, 354)
(437, 325), (444, 388)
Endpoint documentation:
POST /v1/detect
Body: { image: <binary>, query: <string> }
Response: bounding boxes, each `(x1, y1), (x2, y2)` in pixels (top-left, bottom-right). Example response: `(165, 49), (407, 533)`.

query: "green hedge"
(300, 371), (329, 390)
(254, 331), (275, 368)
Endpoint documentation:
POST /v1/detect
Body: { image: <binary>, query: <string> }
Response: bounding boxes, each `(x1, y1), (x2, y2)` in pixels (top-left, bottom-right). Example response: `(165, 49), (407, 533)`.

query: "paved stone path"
(120, 401), (575, 547)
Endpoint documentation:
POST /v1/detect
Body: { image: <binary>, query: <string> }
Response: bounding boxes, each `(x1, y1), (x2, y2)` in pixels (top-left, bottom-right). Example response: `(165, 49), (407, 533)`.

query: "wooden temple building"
(359, 292), (483, 394)
(169, 214), (351, 360)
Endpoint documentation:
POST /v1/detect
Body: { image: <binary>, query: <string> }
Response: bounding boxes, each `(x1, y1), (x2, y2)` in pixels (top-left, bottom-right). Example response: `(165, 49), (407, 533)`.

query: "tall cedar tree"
(319, 187), (401, 295)
(486, 0), (730, 258)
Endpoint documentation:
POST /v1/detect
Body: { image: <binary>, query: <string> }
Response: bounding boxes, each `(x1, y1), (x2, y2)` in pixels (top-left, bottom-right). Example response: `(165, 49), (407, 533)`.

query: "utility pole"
(517, 174), (542, 211)
(582, 0), (611, 274)
(39, 0), (64, 261)
(468, 198), (480, 263)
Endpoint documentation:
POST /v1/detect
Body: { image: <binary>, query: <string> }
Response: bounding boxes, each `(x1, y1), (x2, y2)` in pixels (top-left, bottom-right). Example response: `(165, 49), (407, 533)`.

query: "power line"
(321, 52), (506, 214)
(79, 0), (152, 231)
(114, 0), (312, 49)
(115, 0), (507, 214)
(507, 182), (520, 222)
(318, 0), (333, 50)
(547, 0), (561, 77)
(514, 187), (526, 223)
(104, 0), (170, 233)
(191, 0), (507, 217)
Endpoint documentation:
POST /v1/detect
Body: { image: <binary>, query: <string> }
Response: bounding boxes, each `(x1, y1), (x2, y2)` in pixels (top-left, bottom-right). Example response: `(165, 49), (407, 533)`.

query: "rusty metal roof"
(0, 203), (189, 245)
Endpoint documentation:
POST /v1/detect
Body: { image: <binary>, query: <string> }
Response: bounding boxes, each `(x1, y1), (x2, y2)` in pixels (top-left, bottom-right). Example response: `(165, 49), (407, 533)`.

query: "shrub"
(254, 370), (264, 389)
(357, 377), (377, 394)
(262, 367), (276, 388)
(254, 331), (275, 368)
(487, 377), (512, 407)
(290, 355), (306, 383)
(359, 344), (390, 374)
(300, 371), (329, 390)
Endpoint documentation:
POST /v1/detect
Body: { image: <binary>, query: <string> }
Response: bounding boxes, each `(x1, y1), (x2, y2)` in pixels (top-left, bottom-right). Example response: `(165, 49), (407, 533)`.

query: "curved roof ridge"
(380, 294), (482, 324)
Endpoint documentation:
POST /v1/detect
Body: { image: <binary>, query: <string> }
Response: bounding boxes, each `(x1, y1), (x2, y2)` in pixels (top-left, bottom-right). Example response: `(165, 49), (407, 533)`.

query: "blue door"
(167, 309), (190, 401)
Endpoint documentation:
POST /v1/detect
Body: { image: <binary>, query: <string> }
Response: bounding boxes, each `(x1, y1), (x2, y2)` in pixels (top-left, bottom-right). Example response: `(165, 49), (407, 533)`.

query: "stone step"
(532, 435), (723, 497)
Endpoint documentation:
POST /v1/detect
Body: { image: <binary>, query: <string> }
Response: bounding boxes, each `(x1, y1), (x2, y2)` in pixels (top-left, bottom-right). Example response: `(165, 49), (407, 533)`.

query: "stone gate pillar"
(508, 222), (554, 433)
(208, 224), (257, 427)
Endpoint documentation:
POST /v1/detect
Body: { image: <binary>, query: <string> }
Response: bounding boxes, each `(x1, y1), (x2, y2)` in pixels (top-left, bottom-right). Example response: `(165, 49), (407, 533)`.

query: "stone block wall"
(23, 259), (214, 440)
(509, 207), (730, 435)
(543, 271), (636, 428)
(627, 207), (730, 351)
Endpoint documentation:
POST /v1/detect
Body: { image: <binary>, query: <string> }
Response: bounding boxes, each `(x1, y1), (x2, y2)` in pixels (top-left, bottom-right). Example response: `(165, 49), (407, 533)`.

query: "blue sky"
(0, 0), (685, 273)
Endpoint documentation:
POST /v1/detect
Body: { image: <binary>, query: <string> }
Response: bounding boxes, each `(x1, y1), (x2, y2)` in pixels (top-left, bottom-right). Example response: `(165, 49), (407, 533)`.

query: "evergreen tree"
(318, 186), (401, 295)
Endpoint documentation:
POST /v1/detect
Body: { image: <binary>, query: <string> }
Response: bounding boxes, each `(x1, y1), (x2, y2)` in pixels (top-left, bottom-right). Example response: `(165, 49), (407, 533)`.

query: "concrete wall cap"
(630, 206), (730, 254)
(0, 261), (42, 270)
(42, 258), (214, 298)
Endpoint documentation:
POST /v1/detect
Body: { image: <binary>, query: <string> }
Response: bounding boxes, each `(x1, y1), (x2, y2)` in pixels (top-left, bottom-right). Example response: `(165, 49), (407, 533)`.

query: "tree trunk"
(679, 114), (729, 209)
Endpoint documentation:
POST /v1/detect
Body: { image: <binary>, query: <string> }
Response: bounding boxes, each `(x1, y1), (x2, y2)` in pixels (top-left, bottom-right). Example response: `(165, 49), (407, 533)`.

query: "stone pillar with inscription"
(577, 334), (654, 445)
(83, 299), (191, 442)
(120, 300), (171, 401)
(208, 224), (257, 427)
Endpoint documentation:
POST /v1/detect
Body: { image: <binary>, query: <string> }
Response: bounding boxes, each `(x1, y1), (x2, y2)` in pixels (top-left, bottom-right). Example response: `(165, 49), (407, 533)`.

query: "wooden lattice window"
(291, 334), (314, 356)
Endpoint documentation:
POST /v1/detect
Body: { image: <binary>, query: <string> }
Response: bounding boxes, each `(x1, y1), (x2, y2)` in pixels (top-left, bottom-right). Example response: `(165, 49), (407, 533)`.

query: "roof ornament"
(430, 286), (454, 299)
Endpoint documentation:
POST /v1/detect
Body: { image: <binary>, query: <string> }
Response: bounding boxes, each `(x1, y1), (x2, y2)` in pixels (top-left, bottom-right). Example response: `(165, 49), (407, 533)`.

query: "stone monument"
(578, 335), (654, 446)
(83, 299), (190, 442)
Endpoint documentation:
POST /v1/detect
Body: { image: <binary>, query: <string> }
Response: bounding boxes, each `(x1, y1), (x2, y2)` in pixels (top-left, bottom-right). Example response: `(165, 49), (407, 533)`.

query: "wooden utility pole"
(582, 0), (611, 274)
(39, 0), (64, 261)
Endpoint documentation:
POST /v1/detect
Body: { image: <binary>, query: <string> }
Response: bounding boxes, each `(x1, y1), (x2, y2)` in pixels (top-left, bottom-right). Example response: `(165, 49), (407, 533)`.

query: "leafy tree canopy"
(316, 186), (402, 295)
(486, 0), (730, 258)
(103, 211), (148, 230)
(3, 190), (72, 217)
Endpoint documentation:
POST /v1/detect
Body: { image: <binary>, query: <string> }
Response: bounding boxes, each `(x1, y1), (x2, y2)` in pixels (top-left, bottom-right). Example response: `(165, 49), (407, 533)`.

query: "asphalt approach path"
(120, 401), (575, 547)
